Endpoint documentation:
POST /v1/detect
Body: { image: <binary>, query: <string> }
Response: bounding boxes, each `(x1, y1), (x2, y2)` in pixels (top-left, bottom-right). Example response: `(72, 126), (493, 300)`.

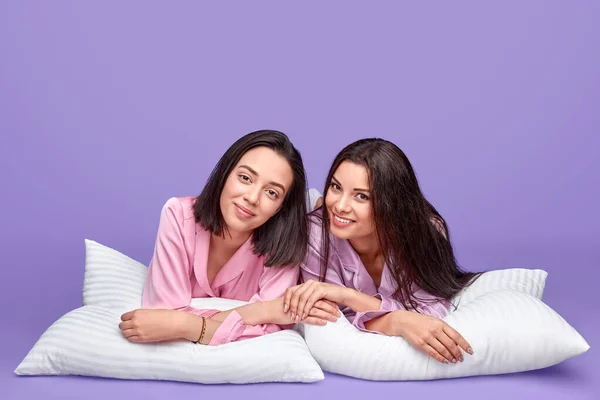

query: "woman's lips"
(234, 203), (255, 218)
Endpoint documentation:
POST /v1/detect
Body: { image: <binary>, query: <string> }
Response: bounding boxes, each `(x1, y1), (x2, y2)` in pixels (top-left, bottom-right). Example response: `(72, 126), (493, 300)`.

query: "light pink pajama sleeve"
(208, 264), (299, 346)
(142, 198), (219, 318)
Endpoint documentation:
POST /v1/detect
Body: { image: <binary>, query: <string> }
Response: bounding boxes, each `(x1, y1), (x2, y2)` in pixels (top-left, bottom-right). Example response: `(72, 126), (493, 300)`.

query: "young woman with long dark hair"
(285, 138), (482, 364)
(119, 130), (339, 346)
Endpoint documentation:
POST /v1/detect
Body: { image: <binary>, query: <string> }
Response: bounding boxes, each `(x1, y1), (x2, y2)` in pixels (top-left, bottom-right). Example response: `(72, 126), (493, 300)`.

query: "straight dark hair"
(316, 138), (482, 310)
(194, 130), (308, 268)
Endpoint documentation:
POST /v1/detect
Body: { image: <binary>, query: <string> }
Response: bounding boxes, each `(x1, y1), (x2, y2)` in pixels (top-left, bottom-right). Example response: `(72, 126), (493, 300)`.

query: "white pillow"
(451, 268), (547, 307)
(15, 240), (324, 384)
(302, 288), (589, 381)
(82, 239), (148, 308)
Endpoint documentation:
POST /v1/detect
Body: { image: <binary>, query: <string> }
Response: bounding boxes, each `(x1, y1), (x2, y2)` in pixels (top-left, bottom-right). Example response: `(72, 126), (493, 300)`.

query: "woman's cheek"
(263, 202), (279, 219)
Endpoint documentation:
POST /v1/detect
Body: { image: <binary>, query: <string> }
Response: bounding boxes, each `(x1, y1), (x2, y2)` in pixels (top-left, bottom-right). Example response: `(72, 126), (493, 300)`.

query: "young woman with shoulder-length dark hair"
(119, 130), (339, 346)
(285, 138), (482, 364)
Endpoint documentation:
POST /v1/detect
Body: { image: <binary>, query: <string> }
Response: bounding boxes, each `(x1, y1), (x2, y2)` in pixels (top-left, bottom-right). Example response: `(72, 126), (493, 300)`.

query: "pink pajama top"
(300, 216), (450, 334)
(142, 196), (299, 346)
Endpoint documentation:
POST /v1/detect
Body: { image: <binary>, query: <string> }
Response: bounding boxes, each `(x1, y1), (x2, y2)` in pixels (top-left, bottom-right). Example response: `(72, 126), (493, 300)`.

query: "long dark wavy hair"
(194, 130), (308, 268)
(316, 138), (482, 310)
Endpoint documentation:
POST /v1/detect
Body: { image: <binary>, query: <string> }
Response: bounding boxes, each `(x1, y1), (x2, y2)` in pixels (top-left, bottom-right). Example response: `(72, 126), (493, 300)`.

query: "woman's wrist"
(178, 312), (205, 342)
(386, 310), (410, 337)
(364, 311), (394, 335)
(342, 288), (382, 312)
(235, 301), (276, 326)
(262, 298), (289, 325)
(337, 286), (356, 307)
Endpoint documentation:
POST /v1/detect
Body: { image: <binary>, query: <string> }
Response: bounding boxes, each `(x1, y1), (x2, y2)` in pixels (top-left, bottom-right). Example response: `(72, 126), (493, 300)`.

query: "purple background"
(1, 1), (598, 399)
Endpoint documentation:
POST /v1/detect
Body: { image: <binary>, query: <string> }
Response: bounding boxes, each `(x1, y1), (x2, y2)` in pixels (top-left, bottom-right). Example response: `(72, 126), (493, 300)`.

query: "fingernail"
(451, 358), (457, 364)
(301, 313), (306, 320)
(467, 348), (474, 355)
(459, 355), (464, 362)
(443, 360), (449, 364)
(283, 304), (288, 312)
(291, 313), (295, 320)
(295, 315), (300, 322)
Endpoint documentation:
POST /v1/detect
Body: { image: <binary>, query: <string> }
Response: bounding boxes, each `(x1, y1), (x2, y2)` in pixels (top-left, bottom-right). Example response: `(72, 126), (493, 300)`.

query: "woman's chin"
(329, 222), (356, 240)
(222, 215), (255, 237)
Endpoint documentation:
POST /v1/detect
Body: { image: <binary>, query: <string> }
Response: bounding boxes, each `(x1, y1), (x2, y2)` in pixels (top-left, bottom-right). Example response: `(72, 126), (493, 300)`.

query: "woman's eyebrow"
(239, 164), (286, 193)
(332, 176), (369, 192)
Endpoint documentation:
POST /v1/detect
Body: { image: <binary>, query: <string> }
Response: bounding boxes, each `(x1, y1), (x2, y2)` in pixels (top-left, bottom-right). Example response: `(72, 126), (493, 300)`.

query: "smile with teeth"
(334, 214), (354, 224)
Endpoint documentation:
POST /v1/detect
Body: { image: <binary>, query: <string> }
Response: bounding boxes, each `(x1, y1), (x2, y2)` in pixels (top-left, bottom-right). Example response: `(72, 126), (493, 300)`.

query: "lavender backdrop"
(1, 1), (598, 399)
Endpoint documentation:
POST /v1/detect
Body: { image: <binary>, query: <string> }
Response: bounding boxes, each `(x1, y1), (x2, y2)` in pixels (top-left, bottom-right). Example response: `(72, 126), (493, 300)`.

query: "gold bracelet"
(195, 316), (207, 344)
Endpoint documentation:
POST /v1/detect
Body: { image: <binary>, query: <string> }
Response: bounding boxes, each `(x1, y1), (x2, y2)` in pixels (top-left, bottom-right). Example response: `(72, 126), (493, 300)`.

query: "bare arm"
(341, 287), (382, 313)
(182, 297), (338, 342)
(179, 313), (223, 344)
(206, 299), (290, 325)
(363, 311), (396, 335)
(363, 309), (475, 365)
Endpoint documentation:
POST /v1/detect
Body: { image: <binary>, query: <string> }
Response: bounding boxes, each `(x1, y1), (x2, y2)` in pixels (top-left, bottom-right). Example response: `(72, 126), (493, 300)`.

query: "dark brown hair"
(194, 130), (308, 267)
(316, 138), (482, 310)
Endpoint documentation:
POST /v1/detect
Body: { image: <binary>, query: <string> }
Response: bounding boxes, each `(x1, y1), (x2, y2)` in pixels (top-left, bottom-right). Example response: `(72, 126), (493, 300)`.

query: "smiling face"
(325, 161), (375, 241)
(219, 146), (294, 236)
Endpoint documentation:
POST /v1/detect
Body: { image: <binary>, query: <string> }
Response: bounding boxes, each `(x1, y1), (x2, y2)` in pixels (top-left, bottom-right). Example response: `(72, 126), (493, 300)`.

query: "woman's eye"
(356, 193), (369, 201)
(267, 189), (279, 199)
(330, 183), (341, 191)
(239, 174), (251, 182)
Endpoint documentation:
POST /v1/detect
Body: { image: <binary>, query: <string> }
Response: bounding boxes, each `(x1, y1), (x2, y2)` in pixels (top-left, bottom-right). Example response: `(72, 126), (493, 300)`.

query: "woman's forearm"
(341, 288), (382, 313)
(363, 312), (396, 335)
(176, 302), (280, 345)
(209, 299), (288, 326)
(208, 310), (234, 323)
(178, 313), (222, 344)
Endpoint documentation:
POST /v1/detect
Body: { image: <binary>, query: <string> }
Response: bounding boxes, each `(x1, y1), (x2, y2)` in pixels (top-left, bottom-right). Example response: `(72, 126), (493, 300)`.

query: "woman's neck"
(212, 228), (252, 252)
(349, 235), (384, 272)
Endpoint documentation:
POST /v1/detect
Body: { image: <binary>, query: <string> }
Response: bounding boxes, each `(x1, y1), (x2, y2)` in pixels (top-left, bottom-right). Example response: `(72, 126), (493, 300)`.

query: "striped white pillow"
(15, 240), (324, 384)
(451, 268), (547, 307)
(302, 287), (589, 380)
(82, 239), (148, 308)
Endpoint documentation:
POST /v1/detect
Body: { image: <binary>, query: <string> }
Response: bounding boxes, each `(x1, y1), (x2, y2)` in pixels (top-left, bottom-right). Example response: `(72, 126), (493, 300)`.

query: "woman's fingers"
(120, 311), (134, 321)
(397, 313), (472, 365)
(422, 343), (449, 364)
(293, 286), (316, 321)
(285, 284), (342, 322)
(302, 316), (328, 326)
(120, 328), (137, 338)
(307, 306), (338, 322)
(299, 289), (327, 321)
(443, 324), (474, 355)
(314, 300), (340, 317)
(320, 299), (339, 308)
(283, 285), (300, 313)
(118, 320), (133, 331)
(288, 284), (311, 320)
(126, 335), (142, 343)
(428, 336), (454, 364)
(436, 330), (464, 362)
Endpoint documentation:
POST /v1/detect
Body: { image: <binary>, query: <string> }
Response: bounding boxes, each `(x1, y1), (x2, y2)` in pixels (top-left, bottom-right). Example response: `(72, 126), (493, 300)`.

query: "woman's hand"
(263, 297), (340, 326)
(119, 309), (187, 343)
(390, 310), (473, 364)
(283, 281), (348, 322)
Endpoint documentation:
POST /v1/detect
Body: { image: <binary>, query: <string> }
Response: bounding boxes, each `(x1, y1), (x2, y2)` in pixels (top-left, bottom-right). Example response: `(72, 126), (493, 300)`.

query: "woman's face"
(325, 161), (375, 241)
(219, 146), (294, 236)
